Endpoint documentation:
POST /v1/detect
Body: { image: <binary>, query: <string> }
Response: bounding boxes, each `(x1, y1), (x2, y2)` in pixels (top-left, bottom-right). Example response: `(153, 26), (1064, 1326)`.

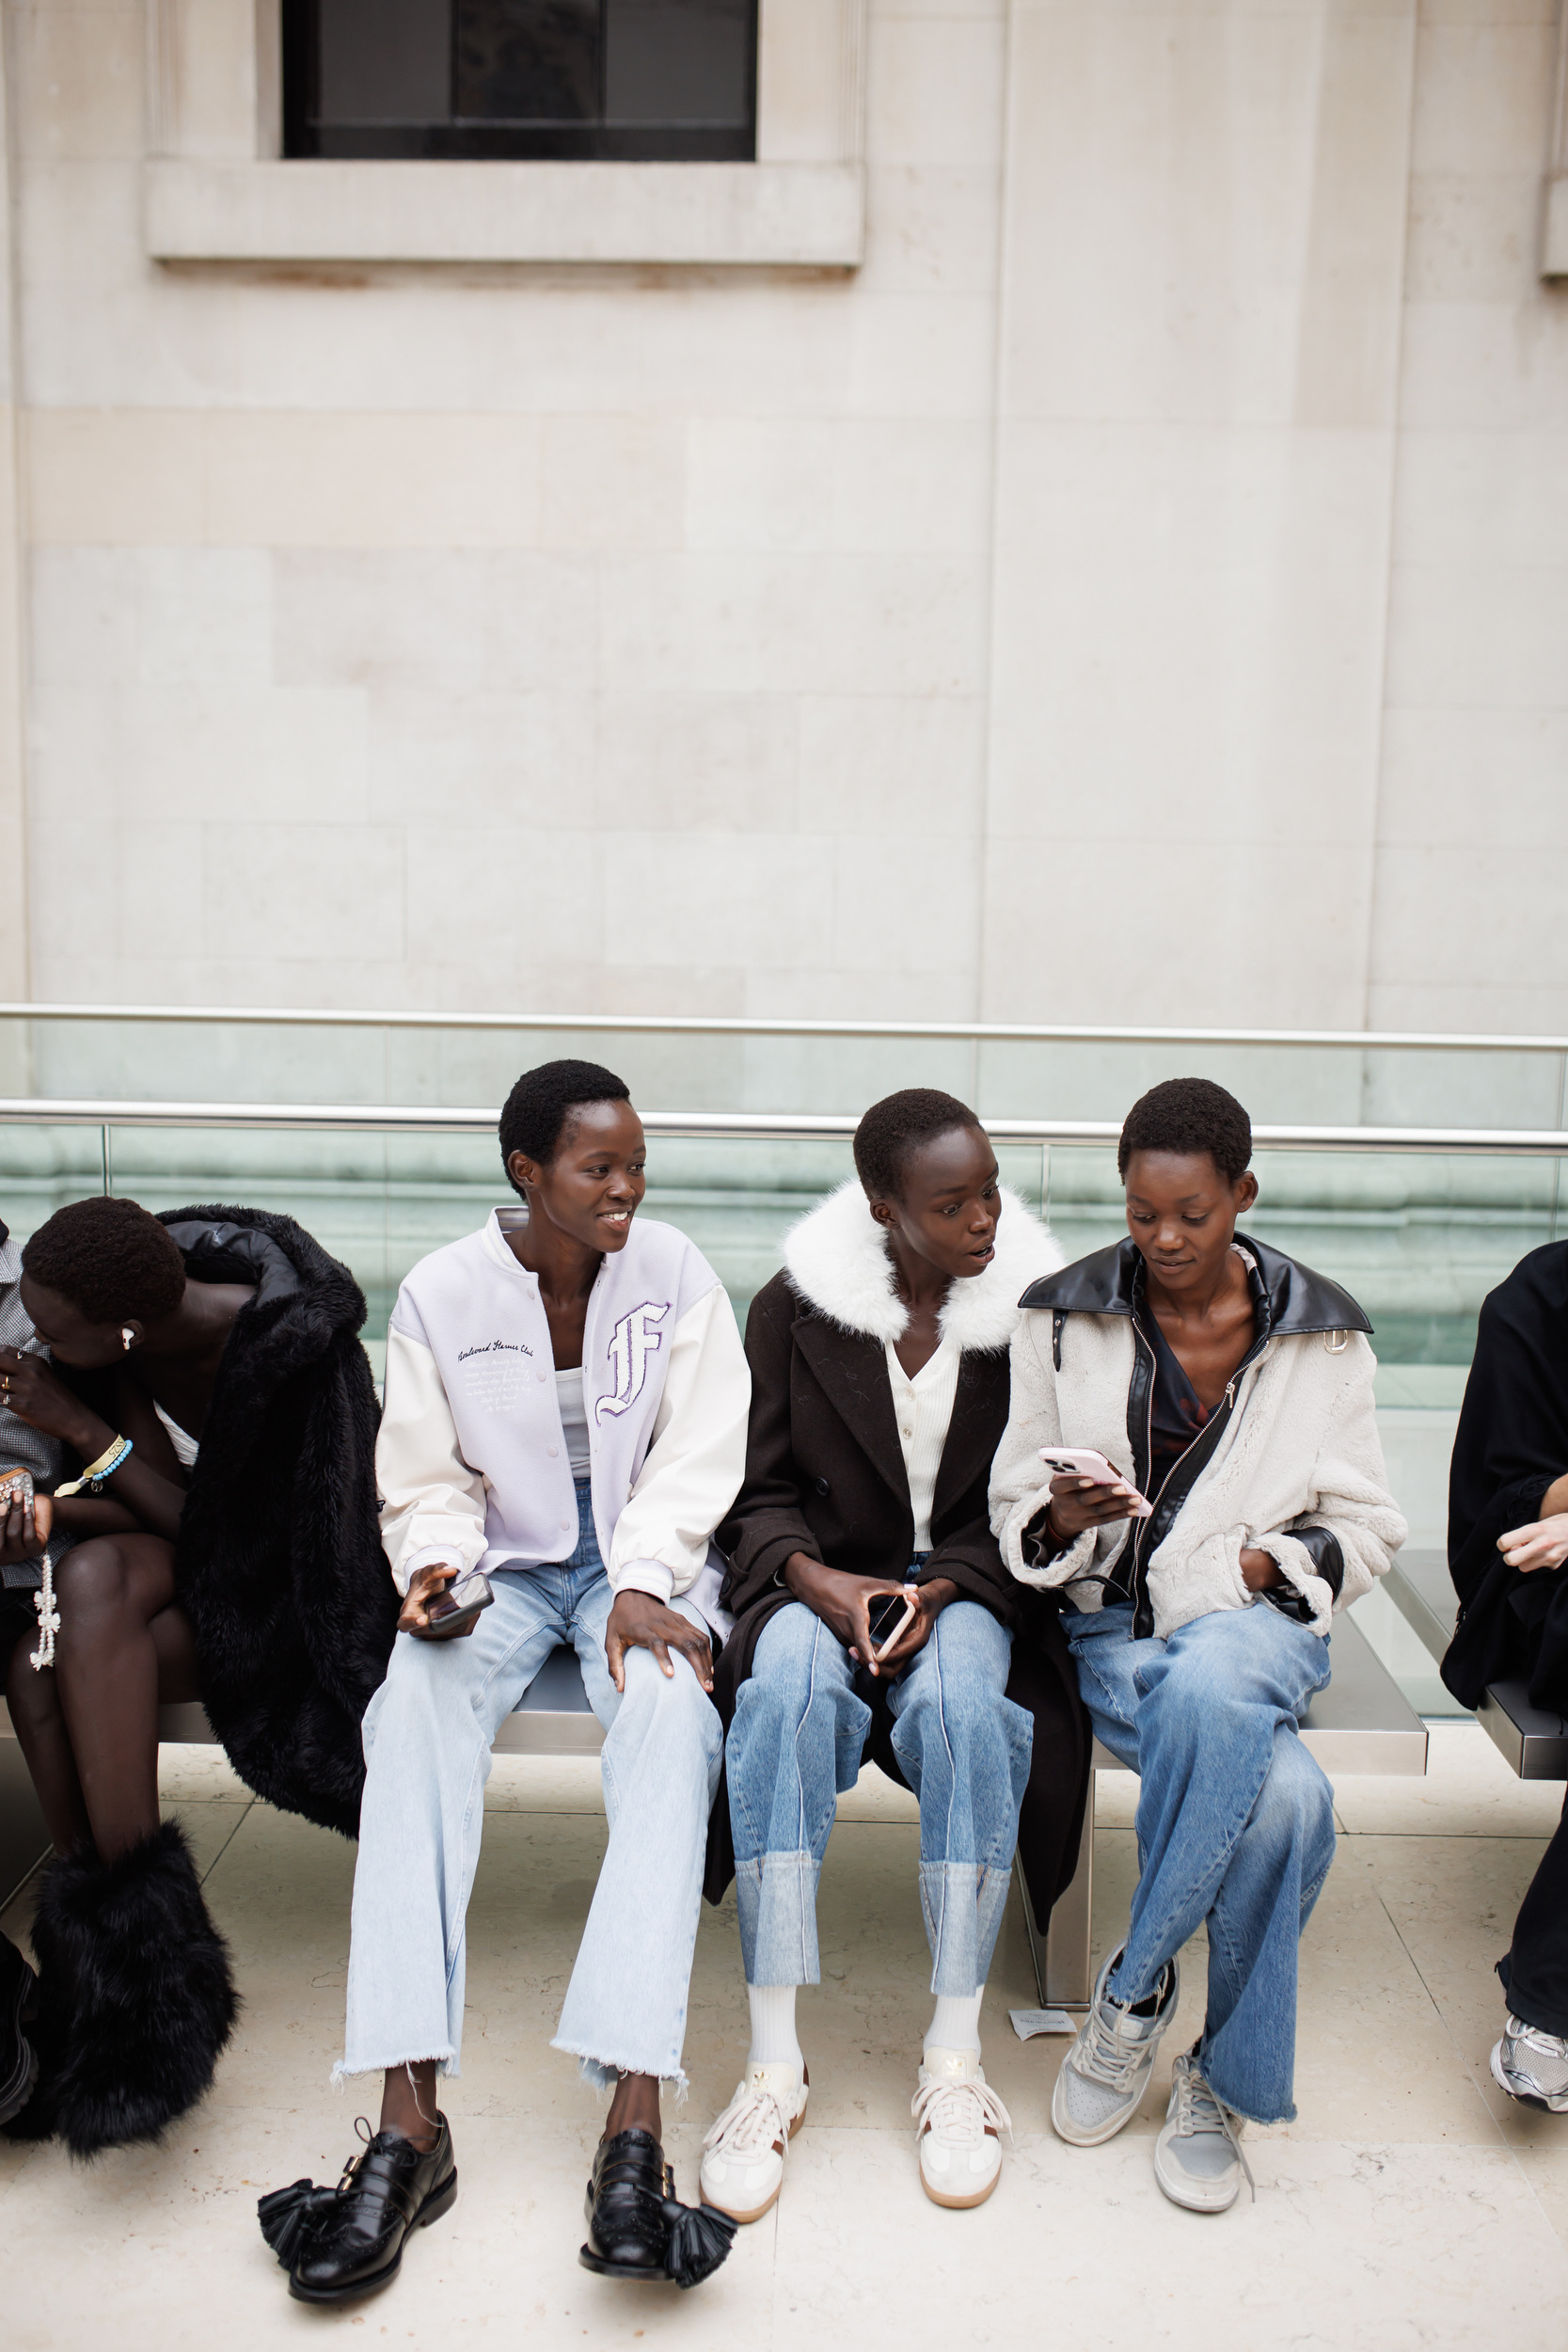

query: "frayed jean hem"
(551, 2035), (690, 2098)
(331, 2046), (458, 2090)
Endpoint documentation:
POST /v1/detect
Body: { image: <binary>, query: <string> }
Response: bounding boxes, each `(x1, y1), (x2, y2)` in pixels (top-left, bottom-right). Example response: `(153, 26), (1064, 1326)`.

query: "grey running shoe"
(1051, 1945), (1180, 2148)
(1492, 2013), (1568, 2112)
(1153, 2049), (1255, 2214)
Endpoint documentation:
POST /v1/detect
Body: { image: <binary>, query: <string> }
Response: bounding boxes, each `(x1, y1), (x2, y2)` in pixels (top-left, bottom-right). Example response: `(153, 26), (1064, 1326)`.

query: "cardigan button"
(537, 1368), (547, 1382)
(546, 1444), (559, 1458)
(559, 1519), (571, 1532)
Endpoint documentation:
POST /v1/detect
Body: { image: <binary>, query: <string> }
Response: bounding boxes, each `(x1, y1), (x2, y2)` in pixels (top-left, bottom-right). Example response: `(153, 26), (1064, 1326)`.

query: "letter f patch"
(596, 1300), (669, 1422)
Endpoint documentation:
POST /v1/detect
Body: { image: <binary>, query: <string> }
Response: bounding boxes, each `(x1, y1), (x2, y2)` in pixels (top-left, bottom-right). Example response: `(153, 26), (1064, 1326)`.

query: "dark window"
(282, 0), (757, 161)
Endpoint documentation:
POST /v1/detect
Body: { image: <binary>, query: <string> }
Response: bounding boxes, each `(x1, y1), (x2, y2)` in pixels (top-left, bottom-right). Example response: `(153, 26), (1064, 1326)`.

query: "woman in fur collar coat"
(700, 1091), (1090, 2222)
(0, 1198), (392, 2157)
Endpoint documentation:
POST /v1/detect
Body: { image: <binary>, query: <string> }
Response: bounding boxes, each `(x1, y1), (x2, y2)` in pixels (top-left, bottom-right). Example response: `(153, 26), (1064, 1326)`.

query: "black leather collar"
(1018, 1231), (1371, 1338)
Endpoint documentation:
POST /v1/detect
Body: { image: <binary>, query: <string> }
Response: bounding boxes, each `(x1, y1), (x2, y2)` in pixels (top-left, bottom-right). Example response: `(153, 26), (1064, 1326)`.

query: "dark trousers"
(1500, 1788), (1568, 2037)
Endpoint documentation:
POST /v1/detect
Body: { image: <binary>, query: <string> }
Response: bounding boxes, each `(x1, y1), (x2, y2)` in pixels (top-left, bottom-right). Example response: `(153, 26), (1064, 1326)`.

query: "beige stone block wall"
(1370, 0), (1568, 1035)
(2, 0), (1564, 1039)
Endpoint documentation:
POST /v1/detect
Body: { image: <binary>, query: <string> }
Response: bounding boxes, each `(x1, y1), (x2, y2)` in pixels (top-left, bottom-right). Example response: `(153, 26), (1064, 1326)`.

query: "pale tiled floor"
(5, 1728), (1568, 2350)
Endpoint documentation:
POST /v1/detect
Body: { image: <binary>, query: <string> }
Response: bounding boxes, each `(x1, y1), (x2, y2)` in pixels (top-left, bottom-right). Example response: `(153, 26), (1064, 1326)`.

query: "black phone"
(416, 1569), (495, 1642)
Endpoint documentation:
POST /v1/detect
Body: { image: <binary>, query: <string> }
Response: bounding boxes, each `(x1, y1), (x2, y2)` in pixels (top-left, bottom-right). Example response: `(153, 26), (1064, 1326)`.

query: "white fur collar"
(783, 1180), (1065, 1355)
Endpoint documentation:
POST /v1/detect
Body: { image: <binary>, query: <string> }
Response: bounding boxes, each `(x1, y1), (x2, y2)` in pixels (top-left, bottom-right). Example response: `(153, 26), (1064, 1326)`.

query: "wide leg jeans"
(340, 1482), (721, 2090)
(1067, 1600), (1337, 2125)
(726, 1596), (1033, 1998)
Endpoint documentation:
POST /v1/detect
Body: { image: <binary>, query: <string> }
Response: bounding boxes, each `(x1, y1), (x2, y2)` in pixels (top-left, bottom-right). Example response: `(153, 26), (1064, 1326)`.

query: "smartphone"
(867, 1587), (919, 1662)
(417, 1568), (495, 1642)
(1037, 1447), (1153, 1518)
(0, 1466), (34, 1512)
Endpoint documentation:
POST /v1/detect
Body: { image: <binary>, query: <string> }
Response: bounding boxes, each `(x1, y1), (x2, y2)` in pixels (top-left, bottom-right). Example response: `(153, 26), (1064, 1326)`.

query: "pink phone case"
(1038, 1448), (1154, 1518)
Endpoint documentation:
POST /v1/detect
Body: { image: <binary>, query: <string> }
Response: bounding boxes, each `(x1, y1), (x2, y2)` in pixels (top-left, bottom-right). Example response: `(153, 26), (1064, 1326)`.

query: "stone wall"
(3, 0), (1564, 1042)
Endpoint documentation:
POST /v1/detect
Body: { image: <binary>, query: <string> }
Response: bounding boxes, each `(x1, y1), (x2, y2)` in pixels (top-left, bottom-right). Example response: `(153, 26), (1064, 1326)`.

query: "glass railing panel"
(0, 1103), (1552, 1724)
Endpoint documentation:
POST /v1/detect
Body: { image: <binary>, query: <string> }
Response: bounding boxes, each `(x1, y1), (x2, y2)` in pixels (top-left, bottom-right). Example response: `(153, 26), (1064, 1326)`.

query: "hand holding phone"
(1038, 1448), (1153, 1519)
(400, 1559), (495, 1641)
(419, 1569), (495, 1641)
(0, 1464), (46, 1568)
(867, 1586), (919, 1663)
(1037, 1448), (1152, 1549)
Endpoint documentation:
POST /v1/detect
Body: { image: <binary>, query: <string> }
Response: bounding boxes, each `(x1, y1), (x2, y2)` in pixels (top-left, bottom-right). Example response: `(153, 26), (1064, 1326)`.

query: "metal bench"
(5, 1612), (1430, 2007)
(1386, 1548), (1568, 1781)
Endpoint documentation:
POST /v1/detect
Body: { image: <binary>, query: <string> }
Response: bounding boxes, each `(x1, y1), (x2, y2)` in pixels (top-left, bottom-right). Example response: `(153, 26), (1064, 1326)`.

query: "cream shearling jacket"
(377, 1206), (750, 1611)
(989, 1233), (1406, 1640)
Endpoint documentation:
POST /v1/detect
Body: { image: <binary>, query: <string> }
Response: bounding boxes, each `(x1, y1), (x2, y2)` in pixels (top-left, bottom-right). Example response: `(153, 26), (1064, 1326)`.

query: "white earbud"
(121, 1327), (135, 1351)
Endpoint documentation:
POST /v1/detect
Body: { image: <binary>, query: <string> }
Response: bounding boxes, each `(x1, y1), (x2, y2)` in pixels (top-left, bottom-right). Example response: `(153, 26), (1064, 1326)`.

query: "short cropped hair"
(23, 1196), (187, 1326)
(499, 1058), (633, 1191)
(1117, 1077), (1252, 1185)
(853, 1088), (984, 1201)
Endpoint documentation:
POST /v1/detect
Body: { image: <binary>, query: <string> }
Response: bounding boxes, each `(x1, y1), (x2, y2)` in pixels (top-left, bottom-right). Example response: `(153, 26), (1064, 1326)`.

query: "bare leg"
(605, 2071), (661, 2137)
(50, 1535), (199, 1861)
(5, 1632), (90, 1853)
(379, 2059), (440, 2151)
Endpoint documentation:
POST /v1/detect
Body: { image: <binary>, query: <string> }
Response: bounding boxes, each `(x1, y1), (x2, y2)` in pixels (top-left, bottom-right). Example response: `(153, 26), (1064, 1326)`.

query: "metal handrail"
(1, 1100), (1565, 1155)
(0, 1003), (1564, 1053)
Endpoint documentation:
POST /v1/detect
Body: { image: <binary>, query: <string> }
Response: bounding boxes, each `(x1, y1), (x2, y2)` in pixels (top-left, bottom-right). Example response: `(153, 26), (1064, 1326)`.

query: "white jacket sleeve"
(610, 1285), (752, 1602)
(1251, 1338), (1407, 1629)
(375, 1320), (488, 1596)
(989, 1312), (1134, 1597)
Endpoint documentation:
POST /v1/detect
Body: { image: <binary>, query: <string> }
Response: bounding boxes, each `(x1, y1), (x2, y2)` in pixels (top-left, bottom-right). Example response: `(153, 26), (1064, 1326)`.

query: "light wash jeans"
(340, 1482), (722, 2091)
(727, 1594), (1032, 1997)
(1067, 1600), (1337, 2126)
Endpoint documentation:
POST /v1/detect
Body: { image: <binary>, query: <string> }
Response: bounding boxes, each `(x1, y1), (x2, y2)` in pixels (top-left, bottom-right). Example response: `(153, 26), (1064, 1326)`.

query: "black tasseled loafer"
(579, 2125), (736, 2289)
(259, 2114), (457, 2305)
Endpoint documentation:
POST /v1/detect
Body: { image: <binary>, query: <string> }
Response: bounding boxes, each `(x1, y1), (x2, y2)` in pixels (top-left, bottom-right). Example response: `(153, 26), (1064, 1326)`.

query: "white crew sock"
(925, 1990), (984, 2060)
(747, 1983), (804, 2075)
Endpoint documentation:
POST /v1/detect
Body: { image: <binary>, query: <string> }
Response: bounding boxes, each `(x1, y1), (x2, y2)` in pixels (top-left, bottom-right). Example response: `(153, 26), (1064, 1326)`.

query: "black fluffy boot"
(22, 1820), (238, 2156)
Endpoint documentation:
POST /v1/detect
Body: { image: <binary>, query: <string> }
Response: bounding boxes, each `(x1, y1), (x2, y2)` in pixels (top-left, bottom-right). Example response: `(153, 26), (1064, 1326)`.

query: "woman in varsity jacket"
(258, 1061), (750, 2308)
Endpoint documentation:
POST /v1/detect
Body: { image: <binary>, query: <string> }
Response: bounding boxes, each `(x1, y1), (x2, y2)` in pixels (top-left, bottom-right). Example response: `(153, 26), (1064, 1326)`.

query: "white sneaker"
(699, 2060), (808, 2223)
(1052, 1945), (1180, 2148)
(1153, 2049), (1255, 2214)
(912, 2048), (1010, 2210)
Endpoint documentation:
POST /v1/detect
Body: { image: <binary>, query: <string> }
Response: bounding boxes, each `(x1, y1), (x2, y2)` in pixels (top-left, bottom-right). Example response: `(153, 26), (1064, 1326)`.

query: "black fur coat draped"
(87, 1208), (396, 1836)
(1442, 1240), (1568, 1712)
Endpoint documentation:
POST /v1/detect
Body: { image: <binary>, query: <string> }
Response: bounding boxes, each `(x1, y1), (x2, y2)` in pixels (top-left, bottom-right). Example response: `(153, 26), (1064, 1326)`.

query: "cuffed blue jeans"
(727, 1595), (1032, 1997)
(340, 1482), (721, 2091)
(1067, 1600), (1337, 2126)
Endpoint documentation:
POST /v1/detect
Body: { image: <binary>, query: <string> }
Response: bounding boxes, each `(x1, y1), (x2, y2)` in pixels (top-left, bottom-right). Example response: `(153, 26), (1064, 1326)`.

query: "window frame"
(143, 0), (865, 268)
(278, 0), (760, 167)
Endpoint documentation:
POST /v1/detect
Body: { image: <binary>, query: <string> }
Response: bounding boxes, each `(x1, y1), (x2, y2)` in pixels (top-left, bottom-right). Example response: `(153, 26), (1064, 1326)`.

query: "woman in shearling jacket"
(700, 1089), (1090, 2222)
(990, 1077), (1405, 2217)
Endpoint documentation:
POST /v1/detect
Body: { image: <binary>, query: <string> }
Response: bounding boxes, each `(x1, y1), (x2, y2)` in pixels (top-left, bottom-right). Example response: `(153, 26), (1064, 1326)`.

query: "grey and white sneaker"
(1153, 2049), (1255, 2214)
(1492, 2014), (1568, 2112)
(1051, 1945), (1180, 2147)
